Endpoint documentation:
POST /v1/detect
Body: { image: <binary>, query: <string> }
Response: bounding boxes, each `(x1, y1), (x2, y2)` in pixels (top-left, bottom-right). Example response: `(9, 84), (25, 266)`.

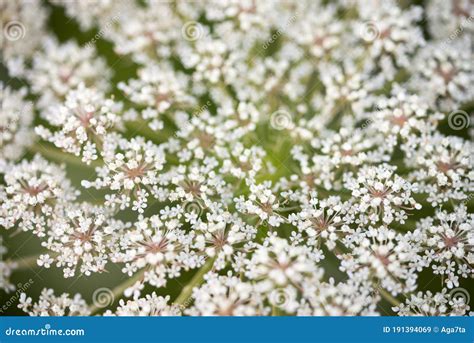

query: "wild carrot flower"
(1, 0), (472, 317)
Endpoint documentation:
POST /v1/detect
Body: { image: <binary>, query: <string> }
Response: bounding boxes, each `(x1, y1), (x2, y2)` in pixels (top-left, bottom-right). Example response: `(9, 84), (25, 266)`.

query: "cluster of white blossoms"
(0, 84), (34, 164)
(0, 0), (472, 317)
(18, 288), (90, 316)
(35, 84), (123, 164)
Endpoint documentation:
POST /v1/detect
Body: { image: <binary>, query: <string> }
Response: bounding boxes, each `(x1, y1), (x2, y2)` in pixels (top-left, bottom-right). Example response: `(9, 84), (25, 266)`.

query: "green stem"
(125, 120), (174, 144)
(378, 288), (401, 307)
(8, 253), (43, 270)
(29, 143), (100, 168)
(174, 257), (215, 306)
(272, 306), (283, 316)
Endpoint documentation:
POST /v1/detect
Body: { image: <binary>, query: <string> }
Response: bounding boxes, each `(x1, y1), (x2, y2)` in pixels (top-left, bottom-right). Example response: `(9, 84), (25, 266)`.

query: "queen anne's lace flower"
(410, 38), (474, 110)
(119, 63), (195, 130)
(50, 0), (126, 31)
(409, 205), (473, 289)
(289, 195), (351, 250)
(18, 288), (90, 316)
(0, 155), (78, 237)
(2, 0), (473, 318)
(235, 182), (286, 227)
(317, 60), (374, 119)
(298, 277), (380, 316)
(0, 239), (17, 293)
(246, 235), (323, 290)
(356, 0), (425, 80)
(344, 165), (421, 225)
(340, 226), (419, 296)
(36, 84), (123, 164)
(186, 273), (266, 316)
(426, 0), (474, 41)
(194, 214), (255, 270)
(103, 0), (181, 64)
(0, 0), (48, 76)
(289, 3), (342, 59)
(393, 290), (470, 316)
(0, 84), (34, 162)
(27, 38), (111, 110)
(105, 293), (181, 316)
(82, 135), (165, 212)
(40, 204), (127, 278)
(113, 214), (200, 288)
(407, 134), (474, 206)
(179, 38), (229, 85)
(373, 88), (443, 140)
(312, 127), (392, 169)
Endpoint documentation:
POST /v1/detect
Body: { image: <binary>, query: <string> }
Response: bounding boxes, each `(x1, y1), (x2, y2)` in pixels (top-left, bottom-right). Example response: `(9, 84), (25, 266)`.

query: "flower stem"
(272, 306), (283, 316)
(29, 143), (100, 168)
(174, 257), (215, 306)
(8, 253), (43, 269)
(378, 288), (401, 307)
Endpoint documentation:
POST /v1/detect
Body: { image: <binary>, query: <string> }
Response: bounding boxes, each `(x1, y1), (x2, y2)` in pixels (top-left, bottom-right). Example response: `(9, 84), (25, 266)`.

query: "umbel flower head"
(0, 155), (78, 237)
(39, 203), (128, 278)
(0, 84), (34, 162)
(105, 293), (182, 316)
(0, 0), (471, 317)
(36, 84), (123, 164)
(18, 288), (90, 316)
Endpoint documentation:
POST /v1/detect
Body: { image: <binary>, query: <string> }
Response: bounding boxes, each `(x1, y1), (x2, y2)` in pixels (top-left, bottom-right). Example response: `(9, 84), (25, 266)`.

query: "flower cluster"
(0, 84), (34, 163)
(1, 0), (472, 317)
(18, 289), (90, 316)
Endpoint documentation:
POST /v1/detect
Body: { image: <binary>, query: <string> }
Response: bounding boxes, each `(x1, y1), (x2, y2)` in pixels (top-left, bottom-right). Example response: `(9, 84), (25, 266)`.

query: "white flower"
(105, 293), (181, 316)
(194, 213), (255, 270)
(102, 1), (181, 64)
(426, 0), (474, 41)
(36, 84), (123, 164)
(27, 38), (111, 109)
(344, 164), (421, 225)
(355, 1), (425, 79)
(235, 182), (285, 227)
(289, 3), (342, 59)
(246, 235), (323, 289)
(0, 84), (34, 161)
(37, 254), (53, 268)
(112, 214), (200, 288)
(298, 277), (380, 316)
(289, 195), (351, 250)
(82, 134), (165, 212)
(2, 0), (473, 318)
(393, 289), (470, 316)
(340, 226), (419, 296)
(19, 288), (90, 316)
(407, 134), (474, 206)
(0, 239), (17, 293)
(408, 205), (473, 289)
(40, 203), (127, 278)
(373, 87), (443, 140)
(0, 0), (48, 76)
(186, 272), (266, 316)
(0, 155), (78, 237)
(409, 38), (474, 110)
(119, 63), (195, 129)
